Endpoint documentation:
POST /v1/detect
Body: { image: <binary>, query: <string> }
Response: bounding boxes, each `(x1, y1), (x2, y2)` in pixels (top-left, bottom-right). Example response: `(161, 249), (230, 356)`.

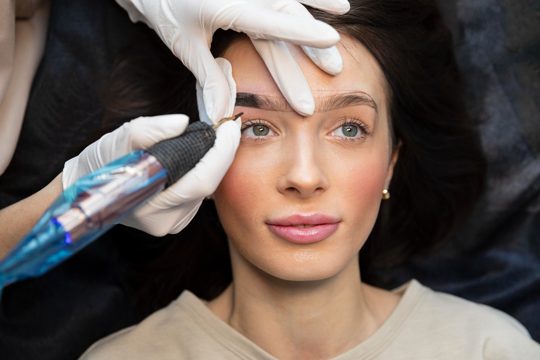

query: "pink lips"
(266, 214), (341, 244)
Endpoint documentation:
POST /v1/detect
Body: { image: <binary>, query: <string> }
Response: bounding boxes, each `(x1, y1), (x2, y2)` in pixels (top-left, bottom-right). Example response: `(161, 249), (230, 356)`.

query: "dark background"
(0, 0), (538, 358)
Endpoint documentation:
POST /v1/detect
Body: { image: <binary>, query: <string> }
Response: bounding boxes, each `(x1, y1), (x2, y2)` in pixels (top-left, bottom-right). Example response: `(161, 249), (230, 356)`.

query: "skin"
(0, 30), (401, 360)
(0, 174), (62, 257)
(209, 35), (401, 359)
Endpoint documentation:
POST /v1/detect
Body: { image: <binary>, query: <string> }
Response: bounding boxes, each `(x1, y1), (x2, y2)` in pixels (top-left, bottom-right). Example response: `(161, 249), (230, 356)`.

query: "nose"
(277, 135), (329, 198)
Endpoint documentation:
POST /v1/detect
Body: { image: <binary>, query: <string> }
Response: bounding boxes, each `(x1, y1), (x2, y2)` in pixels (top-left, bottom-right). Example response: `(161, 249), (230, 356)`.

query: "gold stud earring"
(382, 189), (391, 200)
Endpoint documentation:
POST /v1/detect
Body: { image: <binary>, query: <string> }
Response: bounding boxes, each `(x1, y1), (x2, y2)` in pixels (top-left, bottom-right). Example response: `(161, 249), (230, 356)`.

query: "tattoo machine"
(0, 114), (241, 291)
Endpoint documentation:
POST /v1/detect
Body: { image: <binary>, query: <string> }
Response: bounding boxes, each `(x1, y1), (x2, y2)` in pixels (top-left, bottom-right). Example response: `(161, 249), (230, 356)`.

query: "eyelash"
(240, 119), (277, 141)
(240, 118), (371, 142)
(241, 118), (268, 130)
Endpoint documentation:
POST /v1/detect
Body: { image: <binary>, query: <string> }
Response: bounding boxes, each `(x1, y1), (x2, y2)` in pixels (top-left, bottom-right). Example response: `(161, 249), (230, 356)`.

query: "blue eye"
(340, 124), (359, 137)
(241, 121), (275, 139)
(332, 121), (367, 140)
(251, 124), (270, 136)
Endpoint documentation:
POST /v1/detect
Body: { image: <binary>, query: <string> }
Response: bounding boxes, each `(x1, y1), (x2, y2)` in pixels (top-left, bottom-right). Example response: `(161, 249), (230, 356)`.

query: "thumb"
(173, 36), (235, 123)
(62, 114), (189, 190)
(197, 57), (236, 125)
(251, 39), (315, 116)
(162, 118), (241, 201)
(128, 114), (190, 150)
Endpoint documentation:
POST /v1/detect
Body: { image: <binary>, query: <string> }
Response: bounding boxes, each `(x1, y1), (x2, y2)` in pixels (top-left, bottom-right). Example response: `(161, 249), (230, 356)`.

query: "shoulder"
(402, 280), (540, 359)
(415, 282), (525, 333)
(79, 291), (215, 360)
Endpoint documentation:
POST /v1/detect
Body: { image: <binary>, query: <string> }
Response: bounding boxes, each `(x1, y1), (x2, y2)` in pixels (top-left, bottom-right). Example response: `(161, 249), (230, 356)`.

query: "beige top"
(0, 0), (50, 175)
(80, 280), (540, 359)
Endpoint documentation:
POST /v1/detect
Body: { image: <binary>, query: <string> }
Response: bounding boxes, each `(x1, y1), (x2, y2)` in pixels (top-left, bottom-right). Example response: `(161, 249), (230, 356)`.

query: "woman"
(0, 0), (346, 255)
(0, 2), (349, 359)
(81, 0), (540, 358)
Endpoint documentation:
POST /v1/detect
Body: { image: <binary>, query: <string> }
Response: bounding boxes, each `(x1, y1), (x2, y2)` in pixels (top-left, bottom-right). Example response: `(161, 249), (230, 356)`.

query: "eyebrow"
(235, 91), (378, 113)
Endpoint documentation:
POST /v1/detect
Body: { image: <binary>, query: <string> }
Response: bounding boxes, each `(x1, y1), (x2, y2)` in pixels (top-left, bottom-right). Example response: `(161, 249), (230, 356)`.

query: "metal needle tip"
(212, 112), (244, 129)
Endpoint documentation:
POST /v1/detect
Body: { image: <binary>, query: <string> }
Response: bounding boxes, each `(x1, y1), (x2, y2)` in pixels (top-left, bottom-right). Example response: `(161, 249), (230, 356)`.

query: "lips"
(266, 214), (341, 244)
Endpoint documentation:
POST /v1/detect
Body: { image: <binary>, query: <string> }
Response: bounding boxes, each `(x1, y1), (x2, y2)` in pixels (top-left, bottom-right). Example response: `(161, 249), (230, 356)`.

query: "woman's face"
(213, 35), (396, 282)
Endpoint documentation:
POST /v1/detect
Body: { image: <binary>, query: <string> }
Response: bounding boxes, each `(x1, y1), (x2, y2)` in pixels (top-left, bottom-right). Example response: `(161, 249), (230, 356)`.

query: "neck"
(209, 254), (398, 359)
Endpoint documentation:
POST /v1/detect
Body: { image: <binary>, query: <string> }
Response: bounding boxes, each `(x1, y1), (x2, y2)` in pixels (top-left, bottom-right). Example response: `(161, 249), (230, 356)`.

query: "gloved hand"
(62, 58), (240, 236)
(62, 114), (240, 236)
(115, 0), (350, 119)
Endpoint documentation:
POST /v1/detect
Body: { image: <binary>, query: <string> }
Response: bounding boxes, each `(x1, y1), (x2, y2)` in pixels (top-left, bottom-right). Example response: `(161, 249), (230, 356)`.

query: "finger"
(168, 200), (202, 234)
(273, 1), (343, 75)
(196, 57), (236, 125)
(196, 82), (211, 125)
(128, 114), (190, 150)
(297, 0), (350, 15)
(172, 38), (234, 122)
(123, 198), (202, 236)
(163, 119), (241, 201)
(301, 45), (343, 75)
(62, 114), (189, 189)
(251, 39), (315, 116)
(224, 3), (339, 48)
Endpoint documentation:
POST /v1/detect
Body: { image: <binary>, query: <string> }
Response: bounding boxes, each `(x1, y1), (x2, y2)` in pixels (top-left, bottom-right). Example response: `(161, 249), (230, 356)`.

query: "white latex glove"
(115, 0), (350, 118)
(63, 57), (239, 236)
(62, 115), (240, 236)
(62, 60), (240, 236)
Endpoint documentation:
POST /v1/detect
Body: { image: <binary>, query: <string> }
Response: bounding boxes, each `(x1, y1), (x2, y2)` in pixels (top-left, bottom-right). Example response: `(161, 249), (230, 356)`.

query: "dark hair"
(101, 0), (485, 313)
(308, 2), (486, 278)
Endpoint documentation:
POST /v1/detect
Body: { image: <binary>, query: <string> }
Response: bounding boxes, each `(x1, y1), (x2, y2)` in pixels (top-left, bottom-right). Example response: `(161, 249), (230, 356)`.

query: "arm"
(0, 174), (62, 258)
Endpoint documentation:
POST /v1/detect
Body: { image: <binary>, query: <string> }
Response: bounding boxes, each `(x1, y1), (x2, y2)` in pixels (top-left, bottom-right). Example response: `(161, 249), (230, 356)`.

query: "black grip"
(147, 121), (216, 187)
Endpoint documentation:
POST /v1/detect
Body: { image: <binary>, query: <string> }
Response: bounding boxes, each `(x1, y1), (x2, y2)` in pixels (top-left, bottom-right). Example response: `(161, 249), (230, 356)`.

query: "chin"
(256, 250), (354, 283)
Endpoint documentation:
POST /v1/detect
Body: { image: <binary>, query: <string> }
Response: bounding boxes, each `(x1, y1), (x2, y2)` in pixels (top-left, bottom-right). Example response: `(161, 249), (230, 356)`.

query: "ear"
(384, 143), (401, 189)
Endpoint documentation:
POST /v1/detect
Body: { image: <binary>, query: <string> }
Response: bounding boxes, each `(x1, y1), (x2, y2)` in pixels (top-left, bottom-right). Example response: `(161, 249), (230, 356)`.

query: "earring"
(382, 189), (391, 200)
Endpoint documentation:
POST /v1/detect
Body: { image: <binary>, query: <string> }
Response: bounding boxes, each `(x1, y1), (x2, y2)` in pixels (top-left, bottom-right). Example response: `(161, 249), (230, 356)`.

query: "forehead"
(221, 34), (388, 112)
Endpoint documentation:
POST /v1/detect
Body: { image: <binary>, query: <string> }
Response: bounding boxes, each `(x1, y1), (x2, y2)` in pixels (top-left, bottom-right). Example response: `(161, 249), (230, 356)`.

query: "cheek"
(334, 148), (390, 234)
(216, 170), (248, 211)
(343, 156), (387, 201)
(213, 146), (276, 228)
(325, 139), (390, 197)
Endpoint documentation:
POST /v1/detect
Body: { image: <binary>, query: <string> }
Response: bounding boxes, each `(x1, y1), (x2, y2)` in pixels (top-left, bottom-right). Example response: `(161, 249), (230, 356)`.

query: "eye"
(331, 120), (369, 141)
(241, 120), (276, 139)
